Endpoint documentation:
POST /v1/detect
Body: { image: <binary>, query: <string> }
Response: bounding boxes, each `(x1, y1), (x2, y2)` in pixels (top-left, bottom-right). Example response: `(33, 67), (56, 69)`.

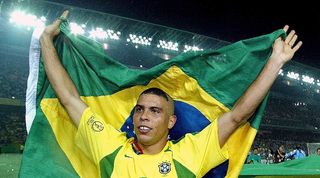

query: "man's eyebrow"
(135, 104), (144, 108)
(150, 106), (163, 111)
(135, 104), (163, 111)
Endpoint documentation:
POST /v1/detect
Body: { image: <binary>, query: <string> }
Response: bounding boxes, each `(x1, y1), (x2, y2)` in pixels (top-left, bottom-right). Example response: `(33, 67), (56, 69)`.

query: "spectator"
(266, 148), (274, 164)
(273, 145), (286, 163)
(285, 145), (306, 160)
(247, 148), (261, 164)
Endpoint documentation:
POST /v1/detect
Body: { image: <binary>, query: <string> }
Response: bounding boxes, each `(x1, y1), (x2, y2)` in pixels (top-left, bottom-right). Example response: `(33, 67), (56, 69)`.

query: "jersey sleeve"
(172, 119), (229, 177)
(75, 107), (127, 164)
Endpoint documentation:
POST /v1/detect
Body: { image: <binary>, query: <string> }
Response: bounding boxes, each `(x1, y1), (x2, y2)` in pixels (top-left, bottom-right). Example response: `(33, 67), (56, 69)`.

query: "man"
(40, 10), (302, 177)
(273, 145), (286, 163)
(317, 147), (320, 155)
(247, 148), (261, 164)
(286, 146), (306, 160)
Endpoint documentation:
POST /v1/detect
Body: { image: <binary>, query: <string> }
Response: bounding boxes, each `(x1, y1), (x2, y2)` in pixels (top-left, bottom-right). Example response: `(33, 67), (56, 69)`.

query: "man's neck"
(136, 139), (168, 155)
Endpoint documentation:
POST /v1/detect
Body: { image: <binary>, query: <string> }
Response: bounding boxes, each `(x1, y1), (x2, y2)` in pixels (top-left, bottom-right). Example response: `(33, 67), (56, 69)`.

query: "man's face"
(133, 94), (175, 146)
(317, 149), (320, 155)
(279, 146), (285, 152)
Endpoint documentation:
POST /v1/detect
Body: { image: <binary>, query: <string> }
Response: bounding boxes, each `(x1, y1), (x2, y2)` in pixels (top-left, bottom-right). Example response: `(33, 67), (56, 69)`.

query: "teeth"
(139, 126), (150, 131)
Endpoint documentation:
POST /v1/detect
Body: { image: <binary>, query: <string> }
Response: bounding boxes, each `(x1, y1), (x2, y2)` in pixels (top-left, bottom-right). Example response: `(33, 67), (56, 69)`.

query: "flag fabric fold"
(20, 21), (284, 178)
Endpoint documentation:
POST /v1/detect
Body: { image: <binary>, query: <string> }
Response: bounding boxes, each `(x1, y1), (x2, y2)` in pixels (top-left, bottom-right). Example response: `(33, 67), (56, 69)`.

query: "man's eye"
(151, 108), (160, 113)
(135, 107), (143, 112)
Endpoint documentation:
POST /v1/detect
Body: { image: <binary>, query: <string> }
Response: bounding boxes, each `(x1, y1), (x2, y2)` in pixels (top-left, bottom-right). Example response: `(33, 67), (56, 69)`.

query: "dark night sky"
(50, 0), (320, 68)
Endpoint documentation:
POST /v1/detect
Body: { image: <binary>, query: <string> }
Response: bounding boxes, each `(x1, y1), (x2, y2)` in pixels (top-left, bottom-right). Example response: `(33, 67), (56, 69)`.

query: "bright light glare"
(89, 28), (107, 39)
(127, 34), (152, 46)
(89, 27), (120, 40)
(287, 71), (300, 80)
(70, 22), (85, 35)
(157, 40), (179, 51)
(10, 10), (45, 28)
(103, 43), (108, 49)
(302, 75), (315, 84)
(278, 69), (284, 76)
(183, 45), (203, 52)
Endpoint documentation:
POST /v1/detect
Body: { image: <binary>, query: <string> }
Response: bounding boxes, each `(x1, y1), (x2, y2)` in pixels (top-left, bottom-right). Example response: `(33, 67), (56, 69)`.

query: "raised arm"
(40, 10), (87, 126)
(218, 25), (302, 147)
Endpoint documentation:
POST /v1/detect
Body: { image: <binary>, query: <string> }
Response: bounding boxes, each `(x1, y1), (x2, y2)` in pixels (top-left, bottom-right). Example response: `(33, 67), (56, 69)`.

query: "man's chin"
(136, 136), (153, 145)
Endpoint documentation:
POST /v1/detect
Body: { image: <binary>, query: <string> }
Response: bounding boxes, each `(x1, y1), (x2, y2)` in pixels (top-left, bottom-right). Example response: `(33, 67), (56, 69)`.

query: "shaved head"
(139, 88), (175, 115)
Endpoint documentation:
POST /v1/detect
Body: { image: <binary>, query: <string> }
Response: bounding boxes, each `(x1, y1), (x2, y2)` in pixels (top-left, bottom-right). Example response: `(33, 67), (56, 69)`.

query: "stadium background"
(0, 0), (319, 177)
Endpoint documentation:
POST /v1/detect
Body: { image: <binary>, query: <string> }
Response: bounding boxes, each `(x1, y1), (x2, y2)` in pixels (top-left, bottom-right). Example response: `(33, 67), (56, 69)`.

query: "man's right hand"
(41, 10), (69, 40)
(40, 10), (87, 127)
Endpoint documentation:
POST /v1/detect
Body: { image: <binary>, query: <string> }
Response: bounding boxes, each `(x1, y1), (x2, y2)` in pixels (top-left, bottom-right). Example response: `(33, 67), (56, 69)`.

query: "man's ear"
(168, 115), (177, 129)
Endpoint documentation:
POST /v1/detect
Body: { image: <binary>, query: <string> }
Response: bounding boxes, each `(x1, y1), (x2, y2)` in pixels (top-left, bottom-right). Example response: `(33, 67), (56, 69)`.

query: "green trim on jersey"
(100, 146), (123, 178)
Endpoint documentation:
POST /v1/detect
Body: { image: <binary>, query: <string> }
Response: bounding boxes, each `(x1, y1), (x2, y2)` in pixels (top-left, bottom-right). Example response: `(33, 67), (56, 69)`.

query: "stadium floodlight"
(163, 54), (170, 60)
(40, 16), (47, 22)
(89, 27), (107, 39)
(286, 81), (291, 86)
(296, 102), (306, 106)
(127, 34), (152, 46)
(183, 45), (203, 52)
(287, 71), (300, 80)
(107, 29), (121, 40)
(157, 40), (179, 51)
(89, 27), (120, 40)
(278, 69), (284, 76)
(302, 75), (315, 84)
(103, 43), (109, 50)
(70, 22), (85, 35)
(9, 10), (46, 29)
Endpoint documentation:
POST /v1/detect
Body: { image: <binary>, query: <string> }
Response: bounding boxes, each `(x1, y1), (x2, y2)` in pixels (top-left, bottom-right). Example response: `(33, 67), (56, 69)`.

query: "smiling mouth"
(138, 126), (152, 134)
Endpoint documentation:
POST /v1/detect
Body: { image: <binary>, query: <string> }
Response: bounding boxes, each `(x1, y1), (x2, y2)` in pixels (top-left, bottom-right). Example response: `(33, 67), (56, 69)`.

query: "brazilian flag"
(20, 22), (285, 177)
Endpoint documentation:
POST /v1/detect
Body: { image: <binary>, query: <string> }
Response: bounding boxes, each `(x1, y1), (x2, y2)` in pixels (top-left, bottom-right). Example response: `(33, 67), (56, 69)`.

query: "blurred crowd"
(0, 55), (28, 101)
(0, 106), (26, 147)
(246, 142), (320, 164)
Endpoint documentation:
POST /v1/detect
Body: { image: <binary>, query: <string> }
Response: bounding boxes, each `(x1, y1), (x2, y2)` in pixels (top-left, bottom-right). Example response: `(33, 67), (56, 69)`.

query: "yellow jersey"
(76, 107), (228, 178)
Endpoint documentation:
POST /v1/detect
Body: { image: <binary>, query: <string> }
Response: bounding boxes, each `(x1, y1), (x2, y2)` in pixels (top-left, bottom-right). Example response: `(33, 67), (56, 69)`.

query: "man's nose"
(140, 110), (149, 121)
